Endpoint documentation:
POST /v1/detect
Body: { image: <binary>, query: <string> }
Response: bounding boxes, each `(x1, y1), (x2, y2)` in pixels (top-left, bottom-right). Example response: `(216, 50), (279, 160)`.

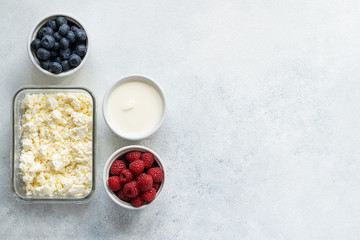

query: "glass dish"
(11, 86), (96, 203)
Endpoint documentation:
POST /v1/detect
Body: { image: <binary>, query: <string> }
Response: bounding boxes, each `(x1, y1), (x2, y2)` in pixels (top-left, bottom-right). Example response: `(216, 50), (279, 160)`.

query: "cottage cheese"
(19, 93), (93, 197)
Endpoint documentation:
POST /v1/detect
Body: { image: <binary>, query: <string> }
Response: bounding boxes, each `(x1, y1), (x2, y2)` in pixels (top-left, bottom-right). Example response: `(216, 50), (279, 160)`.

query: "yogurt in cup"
(103, 75), (166, 140)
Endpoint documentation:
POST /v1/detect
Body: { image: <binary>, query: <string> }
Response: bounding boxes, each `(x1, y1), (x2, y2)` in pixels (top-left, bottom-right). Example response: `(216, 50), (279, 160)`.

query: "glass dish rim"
(11, 86), (96, 203)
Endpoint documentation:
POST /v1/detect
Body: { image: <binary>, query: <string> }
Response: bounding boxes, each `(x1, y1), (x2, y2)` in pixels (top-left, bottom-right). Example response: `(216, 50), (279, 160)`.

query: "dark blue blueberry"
(60, 38), (69, 49)
(71, 26), (79, 32)
(53, 32), (62, 41)
(49, 62), (62, 74)
(47, 19), (57, 30)
(60, 48), (71, 60)
(59, 24), (70, 36)
(75, 44), (87, 57)
(40, 59), (51, 70)
(56, 16), (67, 26)
(75, 29), (87, 42)
(54, 57), (62, 63)
(53, 42), (60, 51)
(50, 50), (58, 59)
(41, 35), (55, 50)
(68, 54), (81, 67)
(61, 60), (70, 71)
(66, 31), (76, 43)
(36, 48), (50, 60)
(38, 27), (53, 38)
(30, 39), (41, 51)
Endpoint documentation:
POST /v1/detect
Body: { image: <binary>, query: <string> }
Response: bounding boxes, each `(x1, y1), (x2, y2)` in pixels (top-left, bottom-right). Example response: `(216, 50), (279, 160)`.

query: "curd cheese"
(19, 93), (93, 197)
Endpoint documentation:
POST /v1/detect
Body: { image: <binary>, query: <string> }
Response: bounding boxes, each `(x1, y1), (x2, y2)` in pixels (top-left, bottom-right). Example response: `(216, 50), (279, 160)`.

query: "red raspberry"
(129, 160), (145, 176)
(120, 169), (134, 184)
(138, 174), (153, 191)
(141, 152), (154, 169)
(142, 188), (156, 202)
(131, 195), (144, 207)
(147, 167), (164, 182)
(107, 176), (122, 191)
(118, 189), (131, 202)
(153, 182), (160, 191)
(123, 181), (140, 198)
(110, 160), (126, 175)
(136, 173), (146, 182)
(125, 151), (142, 163)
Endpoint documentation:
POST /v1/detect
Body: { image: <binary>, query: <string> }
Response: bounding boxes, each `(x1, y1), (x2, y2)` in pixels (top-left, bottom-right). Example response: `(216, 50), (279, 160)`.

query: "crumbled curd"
(19, 93), (93, 197)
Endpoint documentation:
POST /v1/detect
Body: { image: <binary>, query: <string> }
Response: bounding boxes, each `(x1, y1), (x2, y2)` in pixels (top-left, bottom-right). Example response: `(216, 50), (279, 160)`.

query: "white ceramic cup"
(27, 13), (89, 77)
(103, 145), (166, 209)
(103, 75), (167, 140)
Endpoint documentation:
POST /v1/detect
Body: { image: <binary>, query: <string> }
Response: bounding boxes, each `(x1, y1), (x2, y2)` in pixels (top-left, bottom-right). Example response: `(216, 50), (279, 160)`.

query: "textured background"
(1, 0), (360, 239)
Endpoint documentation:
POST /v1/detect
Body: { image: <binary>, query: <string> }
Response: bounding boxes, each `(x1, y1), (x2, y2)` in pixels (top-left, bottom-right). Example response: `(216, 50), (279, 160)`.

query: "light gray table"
(1, 0), (360, 239)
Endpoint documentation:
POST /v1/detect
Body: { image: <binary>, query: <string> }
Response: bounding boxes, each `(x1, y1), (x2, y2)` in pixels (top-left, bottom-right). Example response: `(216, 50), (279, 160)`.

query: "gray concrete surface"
(1, 0), (360, 239)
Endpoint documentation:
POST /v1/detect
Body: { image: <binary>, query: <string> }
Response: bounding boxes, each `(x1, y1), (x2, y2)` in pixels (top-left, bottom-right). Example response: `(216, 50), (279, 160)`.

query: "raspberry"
(153, 182), (160, 191)
(120, 169), (134, 184)
(138, 174), (153, 191)
(129, 160), (145, 176)
(125, 151), (142, 163)
(118, 189), (131, 202)
(136, 173), (146, 182)
(141, 152), (154, 169)
(107, 176), (122, 191)
(123, 181), (140, 198)
(110, 160), (126, 175)
(147, 167), (164, 182)
(131, 195), (144, 207)
(142, 188), (156, 202)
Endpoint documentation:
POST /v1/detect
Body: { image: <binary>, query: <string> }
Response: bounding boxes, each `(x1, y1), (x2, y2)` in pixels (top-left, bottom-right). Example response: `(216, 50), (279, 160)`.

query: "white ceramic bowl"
(27, 13), (89, 77)
(103, 75), (166, 140)
(103, 145), (166, 209)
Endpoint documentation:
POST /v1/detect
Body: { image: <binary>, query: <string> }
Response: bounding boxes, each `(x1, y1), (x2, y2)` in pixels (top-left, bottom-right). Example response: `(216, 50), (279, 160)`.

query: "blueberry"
(75, 29), (87, 42)
(66, 31), (76, 43)
(40, 59), (51, 70)
(36, 48), (50, 60)
(47, 19), (57, 30)
(71, 26), (79, 32)
(41, 35), (55, 50)
(68, 54), (81, 67)
(60, 48), (71, 60)
(38, 27), (54, 38)
(53, 32), (62, 41)
(54, 57), (62, 63)
(59, 24), (70, 36)
(30, 39), (41, 51)
(53, 42), (60, 51)
(60, 38), (69, 49)
(75, 44), (87, 57)
(49, 62), (62, 74)
(50, 50), (58, 59)
(61, 60), (70, 71)
(56, 16), (67, 26)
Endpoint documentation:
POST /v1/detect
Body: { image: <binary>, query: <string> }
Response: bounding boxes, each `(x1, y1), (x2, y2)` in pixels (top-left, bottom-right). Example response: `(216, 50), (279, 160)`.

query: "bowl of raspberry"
(103, 145), (165, 209)
(28, 13), (89, 77)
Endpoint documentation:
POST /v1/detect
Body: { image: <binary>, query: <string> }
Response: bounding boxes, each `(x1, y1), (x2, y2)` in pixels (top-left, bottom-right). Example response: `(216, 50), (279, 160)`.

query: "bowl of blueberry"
(28, 14), (89, 77)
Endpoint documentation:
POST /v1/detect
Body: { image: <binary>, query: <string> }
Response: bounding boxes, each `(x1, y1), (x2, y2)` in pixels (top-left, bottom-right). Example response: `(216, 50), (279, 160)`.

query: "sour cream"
(105, 79), (164, 138)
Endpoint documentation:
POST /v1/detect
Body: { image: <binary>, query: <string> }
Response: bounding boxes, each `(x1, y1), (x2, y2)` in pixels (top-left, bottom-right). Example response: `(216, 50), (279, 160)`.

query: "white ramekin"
(103, 145), (166, 209)
(27, 13), (89, 77)
(102, 75), (166, 140)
